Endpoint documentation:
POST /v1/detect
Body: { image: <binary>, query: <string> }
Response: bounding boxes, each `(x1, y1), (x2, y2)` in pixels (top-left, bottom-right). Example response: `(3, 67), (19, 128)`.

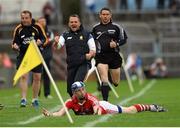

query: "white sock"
(32, 98), (38, 102)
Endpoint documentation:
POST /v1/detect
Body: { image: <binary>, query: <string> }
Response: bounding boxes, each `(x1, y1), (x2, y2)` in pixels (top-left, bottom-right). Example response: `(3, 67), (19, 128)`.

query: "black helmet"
(71, 81), (85, 92)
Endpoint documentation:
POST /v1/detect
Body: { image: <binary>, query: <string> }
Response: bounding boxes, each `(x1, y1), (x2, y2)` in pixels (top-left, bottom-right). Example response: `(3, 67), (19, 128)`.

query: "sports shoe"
(46, 95), (53, 99)
(0, 104), (4, 110)
(150, 104), (167, 112)
(32, 100), (39, 107)
(20, 99), (27, 107)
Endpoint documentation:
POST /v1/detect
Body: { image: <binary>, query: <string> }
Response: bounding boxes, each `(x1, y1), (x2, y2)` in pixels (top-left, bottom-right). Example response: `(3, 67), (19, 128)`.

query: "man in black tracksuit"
(38, 17), (54, 98)
(92, 7), (127, 101)
(12, 10), (47, 107)
(54, 14), (96, 97)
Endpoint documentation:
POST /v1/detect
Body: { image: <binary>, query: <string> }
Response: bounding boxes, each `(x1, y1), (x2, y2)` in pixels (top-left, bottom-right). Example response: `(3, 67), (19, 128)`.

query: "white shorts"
(99, 101), (120, 114)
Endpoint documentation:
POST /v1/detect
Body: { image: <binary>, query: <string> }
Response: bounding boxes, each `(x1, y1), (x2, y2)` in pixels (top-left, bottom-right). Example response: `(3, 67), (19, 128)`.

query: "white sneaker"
(46, 95), (53, 99)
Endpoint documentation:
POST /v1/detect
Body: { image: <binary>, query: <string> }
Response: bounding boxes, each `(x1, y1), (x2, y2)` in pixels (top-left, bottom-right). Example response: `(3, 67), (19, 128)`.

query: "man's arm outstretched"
(43, 107), (66, 117)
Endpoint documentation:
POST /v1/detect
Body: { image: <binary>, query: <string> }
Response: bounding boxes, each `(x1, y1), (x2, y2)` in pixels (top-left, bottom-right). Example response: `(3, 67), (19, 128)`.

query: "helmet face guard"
(71, 81), (85, 93)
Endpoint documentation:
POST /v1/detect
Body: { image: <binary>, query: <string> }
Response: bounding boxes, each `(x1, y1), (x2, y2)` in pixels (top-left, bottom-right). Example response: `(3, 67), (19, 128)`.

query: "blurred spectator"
(169, 0), (176, 8)
(0, 4), (2, 23)
(125, 53), (145, 84)
(176, 0), (180, 8)
(157, 0), (165, 9)
(120, 0), (128, 10)
(85, 0), (96, 13)
(42, 1), (54, 25)
(85, 0), (96, 22)
(108, 0), (116, 10)
(0, 52), (13, 86)
(0, 4), (1, 16)
(135, 0), (143, 10)
(0, 53), (2, 67)
(169, 0), (180, 16)
(0, 53), (13, 69)
(149, 58), (168, 78)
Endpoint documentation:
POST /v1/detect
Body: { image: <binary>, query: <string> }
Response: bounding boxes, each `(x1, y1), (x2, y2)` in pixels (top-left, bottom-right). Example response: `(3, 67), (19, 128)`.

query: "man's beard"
(78, 96), (85, 101)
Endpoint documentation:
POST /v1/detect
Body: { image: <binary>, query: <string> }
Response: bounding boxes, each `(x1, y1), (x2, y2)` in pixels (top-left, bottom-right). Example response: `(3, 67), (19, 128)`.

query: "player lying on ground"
(43, 81), (166, 116)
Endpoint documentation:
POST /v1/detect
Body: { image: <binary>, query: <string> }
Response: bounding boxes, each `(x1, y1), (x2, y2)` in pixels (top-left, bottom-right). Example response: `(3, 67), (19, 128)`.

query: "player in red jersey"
(43, 81), (166, 117)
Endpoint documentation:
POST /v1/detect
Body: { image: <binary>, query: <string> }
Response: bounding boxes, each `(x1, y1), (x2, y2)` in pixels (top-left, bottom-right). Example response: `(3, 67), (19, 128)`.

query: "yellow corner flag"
(13, 41), (42, 85)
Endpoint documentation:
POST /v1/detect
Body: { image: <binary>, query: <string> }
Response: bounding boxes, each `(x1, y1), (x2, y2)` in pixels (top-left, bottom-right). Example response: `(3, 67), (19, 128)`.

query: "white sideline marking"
(16, 92), (99, 125)
(17, 106), (60, 125)
(1, 93), (19, 99)
(83, 79), (156, 127)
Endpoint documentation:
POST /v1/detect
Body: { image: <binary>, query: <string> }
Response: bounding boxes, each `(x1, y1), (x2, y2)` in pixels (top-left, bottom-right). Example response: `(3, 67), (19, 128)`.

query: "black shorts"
(16, 54), (42, 73)
(95, 52), (122, 69)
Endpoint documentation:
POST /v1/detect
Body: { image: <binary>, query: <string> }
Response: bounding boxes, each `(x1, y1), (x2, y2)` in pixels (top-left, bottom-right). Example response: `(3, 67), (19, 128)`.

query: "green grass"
(0, 78), (180, 127)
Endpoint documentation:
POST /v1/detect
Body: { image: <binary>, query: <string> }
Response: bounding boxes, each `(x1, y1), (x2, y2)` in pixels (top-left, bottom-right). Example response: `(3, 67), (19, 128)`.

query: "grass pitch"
(0, 78), (180, 127)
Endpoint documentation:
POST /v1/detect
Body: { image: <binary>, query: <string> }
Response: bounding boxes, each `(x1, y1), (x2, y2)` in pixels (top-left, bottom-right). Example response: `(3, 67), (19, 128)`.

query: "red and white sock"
(133, 104), (151, 112)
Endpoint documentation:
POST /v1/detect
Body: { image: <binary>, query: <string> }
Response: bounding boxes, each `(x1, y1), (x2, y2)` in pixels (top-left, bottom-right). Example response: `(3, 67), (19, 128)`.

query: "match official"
(92, 7), (128, 101)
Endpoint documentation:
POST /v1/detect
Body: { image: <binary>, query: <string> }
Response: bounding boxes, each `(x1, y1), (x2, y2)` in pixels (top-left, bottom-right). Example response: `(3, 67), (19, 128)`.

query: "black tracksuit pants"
(67, 63), (89, 97)
(43, 58), (51, 97)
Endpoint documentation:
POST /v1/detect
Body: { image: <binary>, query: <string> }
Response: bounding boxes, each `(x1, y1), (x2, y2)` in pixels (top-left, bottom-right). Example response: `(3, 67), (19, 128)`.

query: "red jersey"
(65, 93), (106, 115)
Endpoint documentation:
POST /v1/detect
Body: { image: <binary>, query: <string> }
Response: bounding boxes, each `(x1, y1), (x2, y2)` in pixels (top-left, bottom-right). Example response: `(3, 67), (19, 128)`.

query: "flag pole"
(85, 59), (119, 98)
(32, 40), (74, 123)
(119, 52), (134, 93)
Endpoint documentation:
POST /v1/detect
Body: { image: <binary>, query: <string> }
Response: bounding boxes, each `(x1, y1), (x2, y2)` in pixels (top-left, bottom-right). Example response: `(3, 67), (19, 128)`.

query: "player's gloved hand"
(42, 108), (52, 117)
